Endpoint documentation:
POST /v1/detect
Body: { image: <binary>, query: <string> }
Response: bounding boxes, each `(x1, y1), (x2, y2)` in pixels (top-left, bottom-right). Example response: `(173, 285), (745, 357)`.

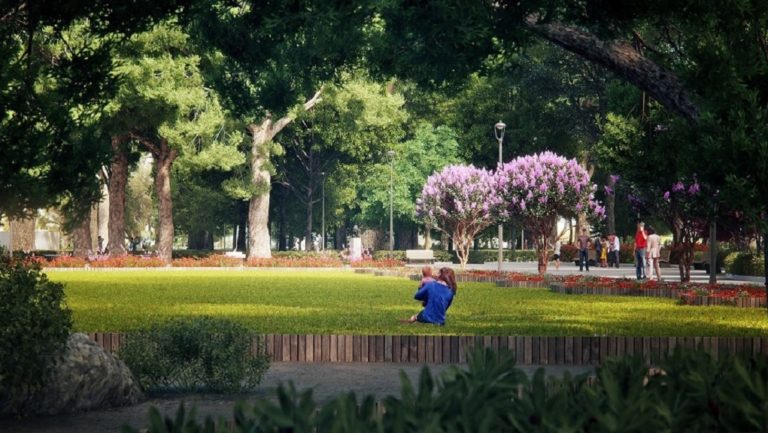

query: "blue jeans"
(635, 248), (646, 279)
(579, 249), (589, 271)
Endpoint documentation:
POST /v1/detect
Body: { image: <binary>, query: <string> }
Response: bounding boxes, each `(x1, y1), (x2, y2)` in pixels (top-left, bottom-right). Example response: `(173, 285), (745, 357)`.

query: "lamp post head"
(494, 121), (506, 141)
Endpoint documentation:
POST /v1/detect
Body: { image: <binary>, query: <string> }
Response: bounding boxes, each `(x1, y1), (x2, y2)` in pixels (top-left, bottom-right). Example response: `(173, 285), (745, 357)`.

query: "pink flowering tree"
(660, 180), (709, 282)
(496, 152), (604, 274)
(416, 165), (501, 267)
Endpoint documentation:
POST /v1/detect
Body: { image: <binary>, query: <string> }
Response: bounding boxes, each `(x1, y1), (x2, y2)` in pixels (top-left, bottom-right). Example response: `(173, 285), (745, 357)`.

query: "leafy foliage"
(125, 347), (768, 433)
(724, 252), (766, 277)
(119, 316), (269, 393)
(0, 261), (72, 415)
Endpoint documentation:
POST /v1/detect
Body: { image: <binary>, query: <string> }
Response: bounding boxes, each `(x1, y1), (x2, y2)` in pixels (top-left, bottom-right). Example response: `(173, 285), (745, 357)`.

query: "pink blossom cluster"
(496, 151), (604, 220)
(664, 180), (701, 201)
(416, 164), (501, 230)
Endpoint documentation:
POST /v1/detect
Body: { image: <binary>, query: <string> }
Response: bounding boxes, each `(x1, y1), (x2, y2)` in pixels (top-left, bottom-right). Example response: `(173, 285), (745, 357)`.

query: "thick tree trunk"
(424, 226), (432, 249)
(9, 215), (35, 252)
(606, 190), (616, 235)
(246, 90), (322, 259)
(525, 18), (700, 122)
(278, 193), (287, 251)
(247, 124), (273, 258)
(107, 136), (128, 256)
(150, 140), (177, 264)
(71, 213), (92, 257)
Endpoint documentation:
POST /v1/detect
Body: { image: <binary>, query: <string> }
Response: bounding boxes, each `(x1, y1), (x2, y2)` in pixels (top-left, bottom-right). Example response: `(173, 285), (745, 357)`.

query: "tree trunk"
(606, 189), (616, 235)
(107, 136), (129, 257)
(150, 140), (177, 264)
(71, 213), (92, 257)
(9, 215), (36, 252)
(708, 220), (718, 284)
(247, 123), (273, 258)
(278, 193), (287, 251)
(245, 90), (322, 259)
(305, 179), (314, 252)
(525, 17), (700, 122)
(424, 226), (432, 249)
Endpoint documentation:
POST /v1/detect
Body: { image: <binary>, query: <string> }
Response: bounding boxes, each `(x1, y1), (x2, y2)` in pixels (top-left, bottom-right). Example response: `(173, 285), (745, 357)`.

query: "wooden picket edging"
(549, 283), (767, 308)
(88, 333), (768, 365)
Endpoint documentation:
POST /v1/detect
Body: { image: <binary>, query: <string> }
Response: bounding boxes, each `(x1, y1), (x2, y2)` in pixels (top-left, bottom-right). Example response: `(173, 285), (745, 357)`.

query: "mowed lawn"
(49, 270), (768, 336)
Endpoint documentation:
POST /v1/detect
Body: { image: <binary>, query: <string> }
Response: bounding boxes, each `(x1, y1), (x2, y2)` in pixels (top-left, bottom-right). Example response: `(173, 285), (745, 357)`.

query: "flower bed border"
(549, 283), (767, 308)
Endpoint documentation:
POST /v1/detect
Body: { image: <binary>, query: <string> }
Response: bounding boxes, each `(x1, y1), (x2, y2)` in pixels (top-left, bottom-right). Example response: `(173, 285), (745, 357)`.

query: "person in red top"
(634, 222), (648, 279)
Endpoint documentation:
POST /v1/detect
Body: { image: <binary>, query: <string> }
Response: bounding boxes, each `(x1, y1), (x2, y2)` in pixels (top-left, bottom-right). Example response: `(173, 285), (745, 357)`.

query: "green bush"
(272, 250), (338, 259)
(724, 252), (765, 276)
(462, 249), (538, 264)
(373, 250), (453, 262)
(119, 316), (269, 394)
(0, 260), (72, 415)
(126, 347), (768, 433)
(172, 249), (217, 259)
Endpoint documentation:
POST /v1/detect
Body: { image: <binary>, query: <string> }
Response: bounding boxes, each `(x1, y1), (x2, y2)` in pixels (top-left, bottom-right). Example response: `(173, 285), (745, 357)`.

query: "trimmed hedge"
(124, 347), (768, 433)
(724, 252), (765, 276)
(374, 250), (453, 262)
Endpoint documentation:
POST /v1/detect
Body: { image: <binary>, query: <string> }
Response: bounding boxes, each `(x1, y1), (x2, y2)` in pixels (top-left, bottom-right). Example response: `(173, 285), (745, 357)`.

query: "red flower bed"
(43, 256), (89, 268)
(349, 259), (405, 268)
(246, 257), (343, 267)
(88, 255), (166, 268)
(173, 255), (243, 267)
(561, 275), (765, 300)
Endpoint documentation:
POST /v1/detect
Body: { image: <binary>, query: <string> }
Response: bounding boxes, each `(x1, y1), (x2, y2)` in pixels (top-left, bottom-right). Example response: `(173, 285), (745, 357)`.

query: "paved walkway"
(0, 363), (592, 433)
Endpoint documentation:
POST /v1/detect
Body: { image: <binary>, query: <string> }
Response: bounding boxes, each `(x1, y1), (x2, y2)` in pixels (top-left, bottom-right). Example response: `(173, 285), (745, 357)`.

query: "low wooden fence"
(88, 333), (768, 365)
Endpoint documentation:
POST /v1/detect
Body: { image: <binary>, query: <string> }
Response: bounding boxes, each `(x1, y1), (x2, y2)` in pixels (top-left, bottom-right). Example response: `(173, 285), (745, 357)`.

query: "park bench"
(405, 249), (435, 264)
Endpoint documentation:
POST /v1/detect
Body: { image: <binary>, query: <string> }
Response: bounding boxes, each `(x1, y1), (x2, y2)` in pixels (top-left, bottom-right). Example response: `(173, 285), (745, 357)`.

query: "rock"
(25, 333), (144, 415)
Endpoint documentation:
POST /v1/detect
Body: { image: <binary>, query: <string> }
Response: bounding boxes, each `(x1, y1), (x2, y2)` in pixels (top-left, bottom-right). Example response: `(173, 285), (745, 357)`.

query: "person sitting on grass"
(400, 267), (456, 326)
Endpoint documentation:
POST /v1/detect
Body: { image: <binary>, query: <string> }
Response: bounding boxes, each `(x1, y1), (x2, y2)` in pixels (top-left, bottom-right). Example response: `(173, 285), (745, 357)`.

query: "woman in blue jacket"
(401, 267), (457, 326)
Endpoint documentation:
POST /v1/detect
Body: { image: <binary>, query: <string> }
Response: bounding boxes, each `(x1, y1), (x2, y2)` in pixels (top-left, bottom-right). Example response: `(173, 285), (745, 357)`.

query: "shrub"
(373, 250), (454, 262)
(172, 255), (243, 267)
(463, 249), (539, 263)
(172, 249), (217, 259)
(724, 252), (765, 276)
(119, 317), (269, 394)
(0, 260), (72, 415)
(125, 347), (768, 433)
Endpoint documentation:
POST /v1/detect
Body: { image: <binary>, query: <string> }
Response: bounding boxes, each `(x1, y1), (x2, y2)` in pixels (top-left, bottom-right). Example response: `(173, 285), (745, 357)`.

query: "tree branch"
(525, 17), (700, 122)
(271, 87), (324, 135)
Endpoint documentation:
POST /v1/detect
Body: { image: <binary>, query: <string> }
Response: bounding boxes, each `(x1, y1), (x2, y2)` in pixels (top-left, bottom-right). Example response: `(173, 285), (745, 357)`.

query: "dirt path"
(0, 363), (591, 433)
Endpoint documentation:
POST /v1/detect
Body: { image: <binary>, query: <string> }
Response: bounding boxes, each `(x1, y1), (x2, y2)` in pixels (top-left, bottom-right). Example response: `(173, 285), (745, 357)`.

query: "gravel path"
(0, 362), (592, 433)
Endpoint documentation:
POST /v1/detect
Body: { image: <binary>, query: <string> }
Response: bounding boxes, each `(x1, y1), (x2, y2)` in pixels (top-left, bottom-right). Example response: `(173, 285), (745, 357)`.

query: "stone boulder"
(25, 333), (144, 415)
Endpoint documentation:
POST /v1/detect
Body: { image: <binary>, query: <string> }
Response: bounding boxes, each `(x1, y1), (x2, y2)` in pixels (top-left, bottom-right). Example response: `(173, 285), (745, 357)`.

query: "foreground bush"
(126, 347), (768, 432)
(119, 317), (269, 393)
(0, 260), (72, 415)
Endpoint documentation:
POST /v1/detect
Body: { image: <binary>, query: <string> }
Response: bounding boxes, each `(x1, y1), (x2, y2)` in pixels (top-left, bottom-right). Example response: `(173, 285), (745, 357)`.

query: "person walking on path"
(634, 222), (648, 279)
(646, 227), (662, 281)
(600, 237), (609, 267)
(551, 239), (562, 270)
(401, 267), (456, 326)
(610, 233), (621, 268)
(577, 229), (591, 272)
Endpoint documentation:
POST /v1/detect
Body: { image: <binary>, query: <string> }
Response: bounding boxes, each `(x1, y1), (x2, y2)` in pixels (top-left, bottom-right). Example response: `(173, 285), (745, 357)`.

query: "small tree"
(659, 180), (709, 282)
(416, 165), (500, 267)
(497, 152), (603, 274)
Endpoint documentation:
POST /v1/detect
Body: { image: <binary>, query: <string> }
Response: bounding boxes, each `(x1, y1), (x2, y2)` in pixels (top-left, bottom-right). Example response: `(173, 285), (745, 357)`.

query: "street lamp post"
(387, 150), (396, 251)
(321, 171), (326, 251)
(495, 121), (506, 273)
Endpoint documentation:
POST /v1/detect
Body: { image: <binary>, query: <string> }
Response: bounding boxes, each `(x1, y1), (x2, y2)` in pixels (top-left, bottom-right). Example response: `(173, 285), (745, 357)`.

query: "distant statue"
(352, 224), (360, 237)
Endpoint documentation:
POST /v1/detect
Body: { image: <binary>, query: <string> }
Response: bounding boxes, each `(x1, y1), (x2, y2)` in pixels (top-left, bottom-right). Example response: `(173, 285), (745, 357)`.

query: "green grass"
(48, 270), (768, 336)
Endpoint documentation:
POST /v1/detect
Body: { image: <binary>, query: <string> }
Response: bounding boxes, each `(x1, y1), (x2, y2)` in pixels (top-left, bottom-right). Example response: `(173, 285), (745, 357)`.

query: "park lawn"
(48, 269), (768, 337)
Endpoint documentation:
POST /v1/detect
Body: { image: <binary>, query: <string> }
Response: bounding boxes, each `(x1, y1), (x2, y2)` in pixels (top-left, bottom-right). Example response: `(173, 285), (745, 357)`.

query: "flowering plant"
(416, 165), (501, 267)
(496, 152), (603, 274)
